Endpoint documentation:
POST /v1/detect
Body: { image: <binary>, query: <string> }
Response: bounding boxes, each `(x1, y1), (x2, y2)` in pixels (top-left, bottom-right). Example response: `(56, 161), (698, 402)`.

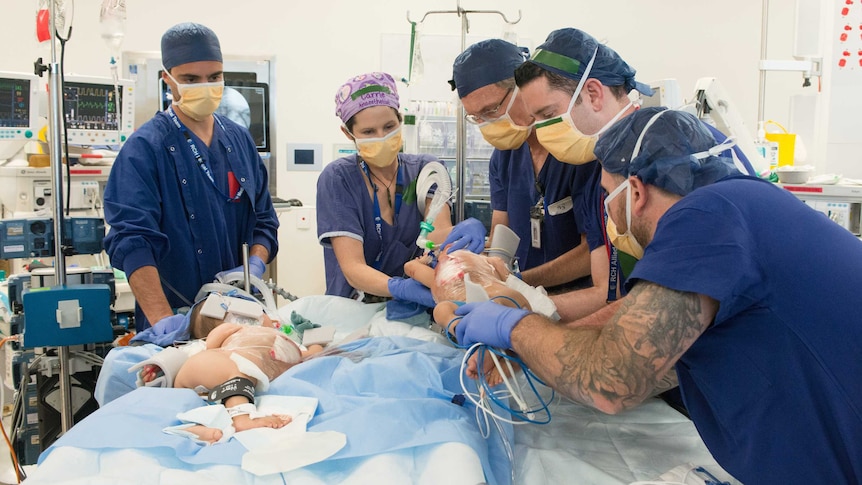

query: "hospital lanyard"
(533, 161), (550, 211)
(600, 193), (621, 303)
(167, 106), (244, 202)
(531, 164), (549, 249)
(360, 158), (404, 270)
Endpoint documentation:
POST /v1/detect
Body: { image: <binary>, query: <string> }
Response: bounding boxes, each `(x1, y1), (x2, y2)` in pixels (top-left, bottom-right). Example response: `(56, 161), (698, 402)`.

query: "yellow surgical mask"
(604, 179), (644, 260)
(477, 87), (532, 150)
(605, 214), (644, 260)
(534, 47), (631, 165)
(535, 112), (597, 165)
(601, 109), (677, 260)
(165, 69), (224, 122)
(353, 125), (403, 168)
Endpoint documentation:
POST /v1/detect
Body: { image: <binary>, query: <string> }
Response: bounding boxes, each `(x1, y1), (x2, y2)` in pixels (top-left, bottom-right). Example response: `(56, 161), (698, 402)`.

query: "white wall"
(1, 0), (808, 202)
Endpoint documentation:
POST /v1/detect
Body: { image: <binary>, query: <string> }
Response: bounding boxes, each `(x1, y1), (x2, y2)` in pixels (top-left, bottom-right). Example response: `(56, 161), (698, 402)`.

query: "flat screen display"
(159, 72), (270, 152)
(63, 81), (122, 131)
(0, 76), (33, 128)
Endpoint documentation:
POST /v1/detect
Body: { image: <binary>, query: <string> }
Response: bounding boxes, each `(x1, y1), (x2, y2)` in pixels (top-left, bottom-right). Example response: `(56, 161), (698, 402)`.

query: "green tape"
(351, 85), (391, 100)
(531, 49), (582, 76)
(535, 117), (564, 129)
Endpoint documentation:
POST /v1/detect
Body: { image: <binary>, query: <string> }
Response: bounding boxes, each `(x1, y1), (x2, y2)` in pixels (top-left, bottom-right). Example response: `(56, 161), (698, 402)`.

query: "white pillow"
(277, 295), (384, 340)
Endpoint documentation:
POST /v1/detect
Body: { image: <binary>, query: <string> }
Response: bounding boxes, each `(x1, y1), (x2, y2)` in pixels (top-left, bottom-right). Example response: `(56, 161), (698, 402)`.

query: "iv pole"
(407, 1), (520, 222)
(34, 0), (75, 434)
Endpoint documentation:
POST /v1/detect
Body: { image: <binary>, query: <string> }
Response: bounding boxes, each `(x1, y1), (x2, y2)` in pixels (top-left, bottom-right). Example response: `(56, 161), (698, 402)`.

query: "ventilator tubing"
(200, 275), (278, 315)
(486, 224), (520, 270)
(415, 161), (453, 251)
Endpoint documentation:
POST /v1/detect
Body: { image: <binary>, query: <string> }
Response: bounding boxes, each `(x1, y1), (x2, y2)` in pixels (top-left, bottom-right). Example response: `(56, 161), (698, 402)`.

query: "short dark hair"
(514, 62), (628, 102)
(344, 107), (403, 132)
(189, 303), (222, 340)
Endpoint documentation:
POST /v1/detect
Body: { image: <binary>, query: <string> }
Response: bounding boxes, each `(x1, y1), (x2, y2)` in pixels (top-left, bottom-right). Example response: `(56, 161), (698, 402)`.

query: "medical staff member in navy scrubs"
(104, 23), (279, 334)
(452, 107), (862, 485)
(515, 28), (753, 321)
(450, 40), (593, 292)
(317, 72), (486, 319)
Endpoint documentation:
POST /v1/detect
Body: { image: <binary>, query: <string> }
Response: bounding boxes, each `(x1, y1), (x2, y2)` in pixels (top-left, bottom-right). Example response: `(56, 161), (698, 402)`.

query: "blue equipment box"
(0, 217), (104, 259)
(22, 284), (113, 347)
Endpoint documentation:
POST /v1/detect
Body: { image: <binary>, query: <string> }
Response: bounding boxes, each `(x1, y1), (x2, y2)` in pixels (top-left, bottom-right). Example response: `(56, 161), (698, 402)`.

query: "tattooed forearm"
(550, 281), (714, 413)
(649, 370), (680, 397)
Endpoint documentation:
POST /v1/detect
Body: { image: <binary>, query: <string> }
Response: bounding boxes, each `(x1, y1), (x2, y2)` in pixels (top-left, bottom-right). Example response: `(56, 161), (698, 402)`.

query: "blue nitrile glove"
(454, 301), (530, 349)
(130, 313), (190, 346)
(215, 255), (266, 282)
(387, 277), (435, 308)
(443, 218), (487, 254)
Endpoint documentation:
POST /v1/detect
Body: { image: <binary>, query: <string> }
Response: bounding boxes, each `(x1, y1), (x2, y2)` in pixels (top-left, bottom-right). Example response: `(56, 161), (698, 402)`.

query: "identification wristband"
(227, 402), (257, 418)
(208, 376), (255, 404)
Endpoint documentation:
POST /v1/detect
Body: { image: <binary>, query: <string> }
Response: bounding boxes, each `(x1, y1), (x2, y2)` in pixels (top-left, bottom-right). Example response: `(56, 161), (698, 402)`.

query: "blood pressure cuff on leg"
(207, 377), (256, 405)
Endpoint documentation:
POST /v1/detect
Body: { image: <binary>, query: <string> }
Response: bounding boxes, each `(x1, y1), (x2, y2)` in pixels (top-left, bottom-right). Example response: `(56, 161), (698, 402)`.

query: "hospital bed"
(20, 296), (739, 485)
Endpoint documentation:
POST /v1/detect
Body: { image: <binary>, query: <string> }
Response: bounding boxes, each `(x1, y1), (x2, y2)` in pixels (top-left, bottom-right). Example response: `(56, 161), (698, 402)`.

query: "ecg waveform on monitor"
(0, 78), (31, 128)
(63, 82), (121, 131)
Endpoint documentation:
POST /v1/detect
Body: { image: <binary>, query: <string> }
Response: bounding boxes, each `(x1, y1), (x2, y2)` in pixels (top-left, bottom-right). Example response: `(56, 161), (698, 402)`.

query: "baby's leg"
(230, 410), (293, 432)
(467, 349), (520, 387)
(436, 284), (529, 341)
(177, 353), (294, 431)
(175, 350), (241, 390)
(433, 301), (461, 338)
(460, 291), (525, 385)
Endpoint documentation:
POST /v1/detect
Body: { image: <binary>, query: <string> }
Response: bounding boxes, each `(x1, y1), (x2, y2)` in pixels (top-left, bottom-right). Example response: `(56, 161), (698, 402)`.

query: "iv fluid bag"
(36, 0), (69, 43)
(99, 0), (127, 52)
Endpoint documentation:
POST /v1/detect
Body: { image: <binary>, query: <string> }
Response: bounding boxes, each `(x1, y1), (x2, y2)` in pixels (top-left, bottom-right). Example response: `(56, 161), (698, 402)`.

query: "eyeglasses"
(465, 88), (513, 125)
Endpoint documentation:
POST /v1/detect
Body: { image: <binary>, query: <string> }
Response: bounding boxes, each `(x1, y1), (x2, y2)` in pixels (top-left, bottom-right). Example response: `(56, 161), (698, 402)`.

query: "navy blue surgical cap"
(161, 22), (223, 71)
(527, 28), (653, 96)
(595, 107), (741, 197)
(450, 39), (527, 98)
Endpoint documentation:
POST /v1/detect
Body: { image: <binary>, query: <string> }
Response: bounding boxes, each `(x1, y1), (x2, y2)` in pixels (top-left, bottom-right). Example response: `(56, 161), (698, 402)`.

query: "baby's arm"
(404, 255), (436, 290)
(301, 344), (325, 358)
(205, 322), (244, 349)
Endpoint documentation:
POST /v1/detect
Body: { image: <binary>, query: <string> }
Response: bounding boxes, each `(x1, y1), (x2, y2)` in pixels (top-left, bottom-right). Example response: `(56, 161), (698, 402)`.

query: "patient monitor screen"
(0, 76), (32, 128)
(63, 81), (122, 131)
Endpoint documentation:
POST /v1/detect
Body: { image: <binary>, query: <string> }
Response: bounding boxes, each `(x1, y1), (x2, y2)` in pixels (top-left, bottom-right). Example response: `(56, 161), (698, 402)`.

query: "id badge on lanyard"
(530, 196), (544, 249)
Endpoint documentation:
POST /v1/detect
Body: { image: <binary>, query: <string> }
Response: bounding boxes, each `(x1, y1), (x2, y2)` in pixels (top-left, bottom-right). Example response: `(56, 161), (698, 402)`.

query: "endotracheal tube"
(415, 161), (454, 252)
(416, 189), (454, 252)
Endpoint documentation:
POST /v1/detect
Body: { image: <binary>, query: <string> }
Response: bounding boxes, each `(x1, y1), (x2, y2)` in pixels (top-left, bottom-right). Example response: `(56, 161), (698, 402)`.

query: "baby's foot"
(185, 425), (224, 444)
(467, 349), (521, 387)
(232, 413), (293, 432)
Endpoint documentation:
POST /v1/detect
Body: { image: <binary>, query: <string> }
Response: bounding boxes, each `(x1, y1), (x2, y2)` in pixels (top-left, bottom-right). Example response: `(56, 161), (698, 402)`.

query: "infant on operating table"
(133, 295), (327, 443)
(404, 248), (529, 319)
(404, 247), (558, 384)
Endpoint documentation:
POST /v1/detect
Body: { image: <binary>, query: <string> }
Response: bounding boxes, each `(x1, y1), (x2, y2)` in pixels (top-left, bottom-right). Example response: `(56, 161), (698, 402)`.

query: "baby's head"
(189, 303), (221, 339)
(189, 293), (278, 339)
